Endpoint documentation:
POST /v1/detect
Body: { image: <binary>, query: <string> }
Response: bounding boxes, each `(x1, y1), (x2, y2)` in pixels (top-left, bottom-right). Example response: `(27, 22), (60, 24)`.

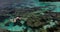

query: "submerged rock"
(0, 28), (10, 32)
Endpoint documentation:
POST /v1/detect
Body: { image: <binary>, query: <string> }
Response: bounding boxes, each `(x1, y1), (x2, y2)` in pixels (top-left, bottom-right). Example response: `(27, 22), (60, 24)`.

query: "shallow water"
(0, 1), (60, 32)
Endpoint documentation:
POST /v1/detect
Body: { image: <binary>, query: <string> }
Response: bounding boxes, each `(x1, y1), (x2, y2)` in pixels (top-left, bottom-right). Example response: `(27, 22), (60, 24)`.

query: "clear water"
(0, 0), (60, 31)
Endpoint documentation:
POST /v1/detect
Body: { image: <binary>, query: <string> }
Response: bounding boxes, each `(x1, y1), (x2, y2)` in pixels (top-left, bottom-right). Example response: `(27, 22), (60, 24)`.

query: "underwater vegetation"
(0, 11), (60, 32)
(0, 0), (60, 32)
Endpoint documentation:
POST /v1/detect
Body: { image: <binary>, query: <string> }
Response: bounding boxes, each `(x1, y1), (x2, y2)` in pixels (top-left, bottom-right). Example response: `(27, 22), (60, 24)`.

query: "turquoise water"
(2, 20), (57, 31)
(1, 1), (60, 31)
(1, 20), (33, 32)
(1, 20), (26, 31)
(49, 2), (60, 12)
(39, 2), (60, 12)
(6, 19), (26, 31)
(1, 16), (57, 31)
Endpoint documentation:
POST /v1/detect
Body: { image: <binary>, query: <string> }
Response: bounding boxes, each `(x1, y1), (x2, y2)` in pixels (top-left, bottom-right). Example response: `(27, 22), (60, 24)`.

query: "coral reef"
(0, 0), (60, 32)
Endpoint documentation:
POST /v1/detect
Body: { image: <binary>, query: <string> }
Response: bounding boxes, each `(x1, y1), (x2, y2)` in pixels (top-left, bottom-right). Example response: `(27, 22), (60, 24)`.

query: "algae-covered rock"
(0, 28), (10, 32)
(26, 11), (47, 28)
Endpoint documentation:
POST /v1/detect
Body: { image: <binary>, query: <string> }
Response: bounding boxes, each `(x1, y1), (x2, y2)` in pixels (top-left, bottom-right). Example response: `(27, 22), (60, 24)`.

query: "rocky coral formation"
(23, 11), (60, 32)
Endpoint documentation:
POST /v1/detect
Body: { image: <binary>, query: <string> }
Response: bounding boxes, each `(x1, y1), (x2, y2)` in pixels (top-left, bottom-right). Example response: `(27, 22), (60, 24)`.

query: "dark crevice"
(0, 16), (10, 22)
